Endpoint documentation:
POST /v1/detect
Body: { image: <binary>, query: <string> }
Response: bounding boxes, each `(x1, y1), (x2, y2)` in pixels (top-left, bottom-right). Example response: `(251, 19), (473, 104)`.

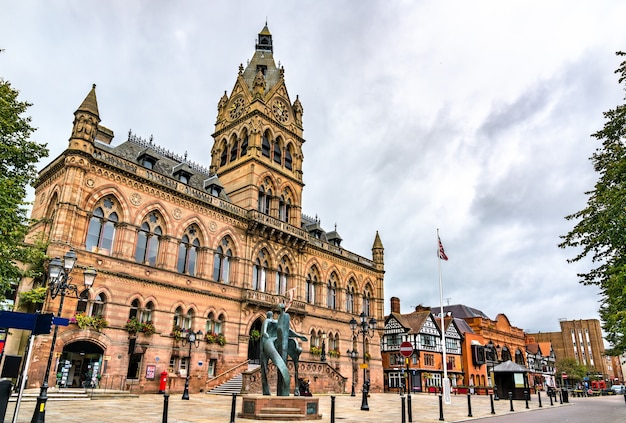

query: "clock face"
(272, 100), (289, 123)
(229, 97), (244, 120)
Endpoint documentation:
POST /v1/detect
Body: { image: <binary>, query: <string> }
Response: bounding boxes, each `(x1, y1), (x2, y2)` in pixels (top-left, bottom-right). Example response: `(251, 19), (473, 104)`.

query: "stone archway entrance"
(248, 317), (263, 364)
(58, 340), (104, 388)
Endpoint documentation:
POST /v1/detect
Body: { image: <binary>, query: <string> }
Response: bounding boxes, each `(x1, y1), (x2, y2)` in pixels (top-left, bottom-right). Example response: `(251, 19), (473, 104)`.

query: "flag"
(438, 236), (448, 261)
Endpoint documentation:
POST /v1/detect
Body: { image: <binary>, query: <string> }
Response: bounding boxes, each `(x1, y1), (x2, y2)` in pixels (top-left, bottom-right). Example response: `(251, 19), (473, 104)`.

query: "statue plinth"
(238, 395), (321, 421)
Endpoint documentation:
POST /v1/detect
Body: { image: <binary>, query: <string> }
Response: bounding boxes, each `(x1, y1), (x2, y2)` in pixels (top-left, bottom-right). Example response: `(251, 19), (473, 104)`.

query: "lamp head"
(369, 317), (377, 329)
(48, 257), (63, 280)
(83, 266), (97, 288)
(349, 317), (357, 332)
(63, 249), (78, 272)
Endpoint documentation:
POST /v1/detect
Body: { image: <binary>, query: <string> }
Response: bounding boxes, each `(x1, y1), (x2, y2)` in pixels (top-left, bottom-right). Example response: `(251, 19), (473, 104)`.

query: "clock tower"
(211, 24), (305, 227)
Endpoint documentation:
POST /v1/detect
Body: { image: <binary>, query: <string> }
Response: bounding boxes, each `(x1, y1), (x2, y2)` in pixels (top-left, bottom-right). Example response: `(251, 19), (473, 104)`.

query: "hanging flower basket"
(206, 332), (226, 346)
(73, 313), (109, 331)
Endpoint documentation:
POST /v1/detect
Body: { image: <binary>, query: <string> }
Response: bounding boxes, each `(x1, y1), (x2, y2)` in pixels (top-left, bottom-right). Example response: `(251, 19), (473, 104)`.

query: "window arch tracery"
(135, 211), (163, 266)
(86, 195), (120, 254)
(213, 236), (233, 283)
(177, 224), (201, 276)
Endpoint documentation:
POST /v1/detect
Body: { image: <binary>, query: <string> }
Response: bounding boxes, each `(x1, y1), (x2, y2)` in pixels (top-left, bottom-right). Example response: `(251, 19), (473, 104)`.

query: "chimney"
(391, 297), (400, 314)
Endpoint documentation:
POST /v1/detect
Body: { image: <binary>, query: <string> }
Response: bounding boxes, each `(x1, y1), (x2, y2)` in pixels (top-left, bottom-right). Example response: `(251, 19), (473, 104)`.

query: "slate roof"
(493, 360), (529, 373)
(434, 304), (490, 319)
(389, 310), (432, 335)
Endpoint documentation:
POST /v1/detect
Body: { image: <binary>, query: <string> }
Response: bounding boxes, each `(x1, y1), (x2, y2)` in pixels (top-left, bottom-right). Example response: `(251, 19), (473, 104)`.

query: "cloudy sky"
(2, 1), (625, 337)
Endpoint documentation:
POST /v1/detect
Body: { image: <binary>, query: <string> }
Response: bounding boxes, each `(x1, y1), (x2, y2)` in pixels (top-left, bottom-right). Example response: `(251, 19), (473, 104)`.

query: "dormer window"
(173, 162), (193, 185)
(137, 152), (158, 170)
(143, 157), (155, 169)
(209, 185), (221, 197)
(256, 65), (267, 76)
(175, 171), (191, 184)
(204, 176), (224, 198)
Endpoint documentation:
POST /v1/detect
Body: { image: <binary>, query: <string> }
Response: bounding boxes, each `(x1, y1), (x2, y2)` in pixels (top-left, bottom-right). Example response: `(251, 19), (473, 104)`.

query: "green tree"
(0, 78), (49, 300)
(559, 51), (626, 356)
(555, 358), (587, 383)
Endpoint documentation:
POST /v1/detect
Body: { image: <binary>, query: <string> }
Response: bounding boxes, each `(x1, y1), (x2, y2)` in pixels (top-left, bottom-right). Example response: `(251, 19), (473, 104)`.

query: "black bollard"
(489, 393), (495, 414)
(524, 390), (529, 409)
(401, 395), (406, 423)
(230, 393), (237, 423)
(467, 393), (473, 417)
(549, 391), (554, 406)
(407, 393), (413, 422)
(538, 391), (542, 408)
(438, 394), (444, 421)
(509, 392), (514, 412)
(162, 393), (169, 423)
(623, 393), (626, 405)
(330, 395), (335, 423)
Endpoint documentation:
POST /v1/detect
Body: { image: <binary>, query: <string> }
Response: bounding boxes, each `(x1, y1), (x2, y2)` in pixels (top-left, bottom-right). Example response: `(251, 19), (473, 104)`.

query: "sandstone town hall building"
(15, 24), (385, 395)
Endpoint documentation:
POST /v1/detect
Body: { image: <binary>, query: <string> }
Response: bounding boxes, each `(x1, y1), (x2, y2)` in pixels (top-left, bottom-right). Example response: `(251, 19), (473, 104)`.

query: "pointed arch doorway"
(248, 317), (263, 364)
(58, 341), (104, 388)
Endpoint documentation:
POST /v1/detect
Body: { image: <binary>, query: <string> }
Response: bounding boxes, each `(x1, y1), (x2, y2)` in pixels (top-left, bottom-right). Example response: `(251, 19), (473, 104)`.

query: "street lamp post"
(320, 332), (327, 362)
(346, 348), (358, 396)
(31, 249), (97, 423)
(349, 311), (377, 411)
(181, 329), (202, 400)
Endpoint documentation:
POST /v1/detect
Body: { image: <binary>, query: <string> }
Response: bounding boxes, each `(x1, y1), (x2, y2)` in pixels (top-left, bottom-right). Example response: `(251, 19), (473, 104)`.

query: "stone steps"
(12, 389), (138, 402)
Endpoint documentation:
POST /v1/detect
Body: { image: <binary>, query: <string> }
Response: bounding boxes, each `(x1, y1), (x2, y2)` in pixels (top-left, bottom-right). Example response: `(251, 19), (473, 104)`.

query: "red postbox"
(159, 371), (168, 393)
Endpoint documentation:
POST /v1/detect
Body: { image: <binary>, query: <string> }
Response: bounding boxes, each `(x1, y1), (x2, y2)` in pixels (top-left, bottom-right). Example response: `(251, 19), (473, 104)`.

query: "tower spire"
(69, 84), (101, 152)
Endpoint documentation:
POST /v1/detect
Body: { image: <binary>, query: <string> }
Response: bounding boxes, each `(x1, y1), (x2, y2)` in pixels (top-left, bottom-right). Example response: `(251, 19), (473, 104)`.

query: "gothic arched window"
(327, 273), (339, 310)
(220, 139), (228, 166)
(262, 131), (271, 158)
(241, 132), (249, 156)
(346, 280), (356, 313)
(230, 135), (239, 162)
(258, 185), (272, 215)
(363, 286), (372, 316)
(279, 195), (291, 223)
(275, 257), (289, 295)
(177, 225), (200, 276)
(135, 212), (162, 266)
(129, 298), (140, 320)
(213, 237), (232, 283)
(86, 196), (119, 254)
(141, 301), (154, 323)
(252, 249), (269, 292)
(285, 146), (293, 170)
(273, 140), (282, 165)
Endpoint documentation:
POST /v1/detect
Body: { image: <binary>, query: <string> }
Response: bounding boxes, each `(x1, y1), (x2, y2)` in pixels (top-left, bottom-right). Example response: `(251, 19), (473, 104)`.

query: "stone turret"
(372, 231), (384, 270)
(69, 84), (100, 153)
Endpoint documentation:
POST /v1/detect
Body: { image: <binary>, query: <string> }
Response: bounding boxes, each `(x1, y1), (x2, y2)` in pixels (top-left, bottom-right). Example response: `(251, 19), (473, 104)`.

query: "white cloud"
(1, 0), (623, 336)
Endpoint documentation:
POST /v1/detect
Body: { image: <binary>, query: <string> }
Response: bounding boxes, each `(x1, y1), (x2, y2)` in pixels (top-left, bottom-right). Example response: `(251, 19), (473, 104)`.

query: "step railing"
(206, 360), (250, 392)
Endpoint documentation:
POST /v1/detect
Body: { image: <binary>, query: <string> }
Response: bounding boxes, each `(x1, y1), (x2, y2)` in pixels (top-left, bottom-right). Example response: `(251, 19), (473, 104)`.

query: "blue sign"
(0, 311), (68, 334)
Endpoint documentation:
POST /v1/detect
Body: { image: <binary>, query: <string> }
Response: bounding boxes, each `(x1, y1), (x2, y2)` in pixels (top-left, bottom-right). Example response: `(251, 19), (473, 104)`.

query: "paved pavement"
(6, 391), (569, 423)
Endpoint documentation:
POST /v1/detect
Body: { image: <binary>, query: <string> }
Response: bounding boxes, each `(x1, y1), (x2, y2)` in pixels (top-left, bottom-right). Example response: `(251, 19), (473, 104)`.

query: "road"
(472, 395), (626, 423)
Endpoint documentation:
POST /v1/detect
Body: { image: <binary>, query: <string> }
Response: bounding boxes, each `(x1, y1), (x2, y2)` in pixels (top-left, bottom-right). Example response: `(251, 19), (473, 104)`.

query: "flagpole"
(437, 228), (450, 404)
(437, 229), (447, 381)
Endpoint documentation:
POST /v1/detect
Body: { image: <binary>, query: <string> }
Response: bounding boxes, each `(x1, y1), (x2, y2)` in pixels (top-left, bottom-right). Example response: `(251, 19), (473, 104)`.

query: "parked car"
(610, 384), (625, 394)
